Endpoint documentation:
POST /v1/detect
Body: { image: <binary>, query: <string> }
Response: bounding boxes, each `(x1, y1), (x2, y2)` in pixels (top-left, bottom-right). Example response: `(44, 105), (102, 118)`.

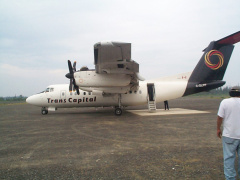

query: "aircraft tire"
(115, 108), (122, 116)
(41, 110), (48, 115)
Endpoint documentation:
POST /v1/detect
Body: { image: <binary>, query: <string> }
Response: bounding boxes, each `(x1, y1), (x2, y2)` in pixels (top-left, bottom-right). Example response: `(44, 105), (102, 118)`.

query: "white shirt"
(218, 97), (240, 139)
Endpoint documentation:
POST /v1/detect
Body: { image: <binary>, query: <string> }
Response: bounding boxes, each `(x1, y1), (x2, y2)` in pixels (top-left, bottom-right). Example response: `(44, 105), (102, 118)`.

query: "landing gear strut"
(41, 107), (48, 115)
(115, 94), (122, 116)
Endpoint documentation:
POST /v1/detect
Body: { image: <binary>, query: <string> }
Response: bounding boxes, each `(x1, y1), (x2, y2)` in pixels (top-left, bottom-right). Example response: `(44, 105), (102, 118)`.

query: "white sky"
(0, 0), (240, 97)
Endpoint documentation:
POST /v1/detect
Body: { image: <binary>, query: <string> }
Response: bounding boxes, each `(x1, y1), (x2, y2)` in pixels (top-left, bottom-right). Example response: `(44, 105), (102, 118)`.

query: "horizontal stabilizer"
(217, 31), (240, 45)
(203, 31), (240, 51)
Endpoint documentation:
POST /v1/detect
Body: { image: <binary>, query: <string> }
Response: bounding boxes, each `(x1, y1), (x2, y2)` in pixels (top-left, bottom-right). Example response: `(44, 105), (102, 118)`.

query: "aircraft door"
(147, 83), (155, 101)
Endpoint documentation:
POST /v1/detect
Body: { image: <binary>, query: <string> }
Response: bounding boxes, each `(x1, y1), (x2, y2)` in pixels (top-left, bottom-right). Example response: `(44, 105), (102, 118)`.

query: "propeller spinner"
(65, 60), (80, 95)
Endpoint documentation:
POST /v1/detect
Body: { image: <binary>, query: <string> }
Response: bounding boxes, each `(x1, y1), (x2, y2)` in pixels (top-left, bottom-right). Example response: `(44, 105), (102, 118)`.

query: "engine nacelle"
(74, 70), (131, 87)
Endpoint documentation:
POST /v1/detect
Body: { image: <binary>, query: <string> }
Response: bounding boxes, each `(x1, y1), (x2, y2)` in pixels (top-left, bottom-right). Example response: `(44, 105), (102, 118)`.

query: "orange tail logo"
(205, 50), (224, 70)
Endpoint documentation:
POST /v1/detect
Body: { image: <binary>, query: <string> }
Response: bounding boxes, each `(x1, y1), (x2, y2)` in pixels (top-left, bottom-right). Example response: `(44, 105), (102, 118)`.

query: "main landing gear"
(115, 107), (122, 116)
(115, 94), (123, 116)
(41, 107), (48, 115)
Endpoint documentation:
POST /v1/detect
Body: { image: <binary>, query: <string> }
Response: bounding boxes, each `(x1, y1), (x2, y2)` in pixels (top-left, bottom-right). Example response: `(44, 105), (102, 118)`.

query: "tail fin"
(184, 31), (240, 96)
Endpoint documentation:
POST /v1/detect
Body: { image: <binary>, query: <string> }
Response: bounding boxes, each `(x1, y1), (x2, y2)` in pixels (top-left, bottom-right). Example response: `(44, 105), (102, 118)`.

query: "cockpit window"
(45, 88), (54, 92)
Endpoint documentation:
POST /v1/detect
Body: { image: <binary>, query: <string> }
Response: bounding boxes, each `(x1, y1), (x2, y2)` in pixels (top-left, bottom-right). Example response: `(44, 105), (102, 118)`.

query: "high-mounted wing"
(94, 41), (139, 74)
(66, 42), (144, 95)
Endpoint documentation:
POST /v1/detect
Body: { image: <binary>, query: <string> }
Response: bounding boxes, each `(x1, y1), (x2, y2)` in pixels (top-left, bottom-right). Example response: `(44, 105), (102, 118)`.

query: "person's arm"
(217, 116), (223, 138)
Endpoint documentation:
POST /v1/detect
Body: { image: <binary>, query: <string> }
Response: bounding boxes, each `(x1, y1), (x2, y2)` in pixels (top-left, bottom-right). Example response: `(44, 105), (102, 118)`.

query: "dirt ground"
(0, 97), (237, 179)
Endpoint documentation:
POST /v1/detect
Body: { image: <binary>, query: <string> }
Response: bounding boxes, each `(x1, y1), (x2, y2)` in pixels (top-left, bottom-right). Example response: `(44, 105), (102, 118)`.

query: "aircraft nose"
(26, 96), (34, 104)
(26, 95), (40, 105)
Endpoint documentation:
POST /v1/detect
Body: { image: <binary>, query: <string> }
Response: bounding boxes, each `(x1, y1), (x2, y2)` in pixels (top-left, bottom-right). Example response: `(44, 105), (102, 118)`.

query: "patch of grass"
(0, 101), (27, 106)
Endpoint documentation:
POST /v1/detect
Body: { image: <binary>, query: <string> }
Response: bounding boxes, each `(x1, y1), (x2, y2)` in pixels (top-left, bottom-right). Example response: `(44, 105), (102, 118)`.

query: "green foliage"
(0, 95), (27, 102)
(190, 86), (231, 98)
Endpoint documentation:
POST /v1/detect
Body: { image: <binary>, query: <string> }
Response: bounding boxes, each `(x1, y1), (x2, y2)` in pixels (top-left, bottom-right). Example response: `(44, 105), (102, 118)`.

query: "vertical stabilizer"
(184, 31), (240, 96)
(188, 42), (234, 82)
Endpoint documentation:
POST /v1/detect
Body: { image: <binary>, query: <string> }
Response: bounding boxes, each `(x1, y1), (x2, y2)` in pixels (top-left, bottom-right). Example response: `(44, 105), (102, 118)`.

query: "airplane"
(26, 31), (240, 115)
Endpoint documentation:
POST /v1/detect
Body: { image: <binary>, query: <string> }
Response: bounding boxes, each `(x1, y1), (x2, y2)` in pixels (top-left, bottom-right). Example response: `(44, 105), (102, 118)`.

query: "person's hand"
(217, 129), (222, 138)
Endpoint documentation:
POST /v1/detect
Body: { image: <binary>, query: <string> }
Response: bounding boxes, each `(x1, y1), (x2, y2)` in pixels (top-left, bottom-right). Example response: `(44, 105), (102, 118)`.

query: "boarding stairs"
(148, 99), (156, 112)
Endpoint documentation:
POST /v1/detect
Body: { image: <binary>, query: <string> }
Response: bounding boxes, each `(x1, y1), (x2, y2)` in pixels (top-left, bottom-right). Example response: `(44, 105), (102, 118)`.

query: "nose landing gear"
(41, 107), (48, 115)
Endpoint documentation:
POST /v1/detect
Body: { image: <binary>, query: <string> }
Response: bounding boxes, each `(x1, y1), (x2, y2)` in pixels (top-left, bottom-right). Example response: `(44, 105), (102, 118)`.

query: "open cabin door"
(147, 83), (156, 111)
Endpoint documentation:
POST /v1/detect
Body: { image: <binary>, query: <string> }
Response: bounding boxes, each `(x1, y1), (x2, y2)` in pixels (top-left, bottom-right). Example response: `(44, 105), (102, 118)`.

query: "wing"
(93, 41), (143, 93)
(94, 41), (139, 74)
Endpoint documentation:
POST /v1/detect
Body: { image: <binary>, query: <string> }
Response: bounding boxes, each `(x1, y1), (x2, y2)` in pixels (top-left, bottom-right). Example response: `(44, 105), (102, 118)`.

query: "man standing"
(217, 86), (240, 180)
(164, 100), (169, 110)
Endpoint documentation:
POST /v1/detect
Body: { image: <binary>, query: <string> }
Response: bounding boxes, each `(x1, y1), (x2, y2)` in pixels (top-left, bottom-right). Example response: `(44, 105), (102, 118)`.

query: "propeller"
(65, 60), (80, 95)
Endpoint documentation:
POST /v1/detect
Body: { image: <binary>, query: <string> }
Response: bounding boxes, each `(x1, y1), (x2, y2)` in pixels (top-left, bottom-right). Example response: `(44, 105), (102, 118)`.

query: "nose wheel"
(41, 107), (48, 115)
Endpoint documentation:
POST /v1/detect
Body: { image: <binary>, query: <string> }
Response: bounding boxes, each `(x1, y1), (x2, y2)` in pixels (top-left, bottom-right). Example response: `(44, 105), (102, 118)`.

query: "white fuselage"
(26, 72), (191, 109)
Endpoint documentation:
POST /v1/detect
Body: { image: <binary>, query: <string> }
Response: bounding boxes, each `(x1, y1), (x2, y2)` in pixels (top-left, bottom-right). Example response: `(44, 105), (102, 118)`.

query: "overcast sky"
(0, 0), (240, 97)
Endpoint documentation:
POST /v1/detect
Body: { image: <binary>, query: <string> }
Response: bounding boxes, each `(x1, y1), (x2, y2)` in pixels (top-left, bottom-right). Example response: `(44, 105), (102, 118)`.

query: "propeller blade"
(69, 79), (73, 92)
(73, 78), (80, 95)
(72, 78), (76, 91)
(73, 61), (76, 72)
(68, 60), (73, 74)
(76, 88), (80, 95)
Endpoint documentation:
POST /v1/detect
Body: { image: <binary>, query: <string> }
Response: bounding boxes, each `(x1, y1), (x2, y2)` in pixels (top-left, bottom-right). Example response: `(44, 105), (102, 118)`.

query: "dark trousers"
(164, 101), (169, 110)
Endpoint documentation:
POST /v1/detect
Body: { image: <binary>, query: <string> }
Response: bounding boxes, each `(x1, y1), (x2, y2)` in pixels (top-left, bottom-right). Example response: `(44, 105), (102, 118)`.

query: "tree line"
(190, 86), (233, 97)
(0, 95), (27, 101)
